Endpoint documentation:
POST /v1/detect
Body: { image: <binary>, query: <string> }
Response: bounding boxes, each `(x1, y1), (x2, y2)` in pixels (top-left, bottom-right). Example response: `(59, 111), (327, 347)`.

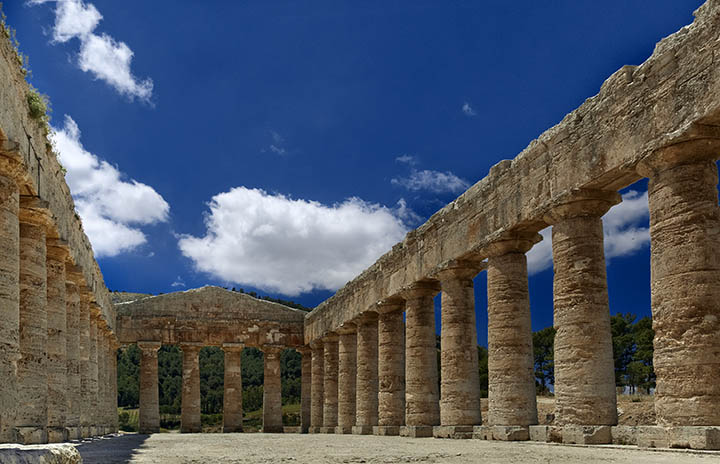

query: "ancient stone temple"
(1, 0), (720, 456)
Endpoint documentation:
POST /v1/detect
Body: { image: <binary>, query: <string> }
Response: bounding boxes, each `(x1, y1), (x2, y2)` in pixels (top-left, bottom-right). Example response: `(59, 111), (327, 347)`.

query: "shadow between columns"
(76, 433), (150, 464)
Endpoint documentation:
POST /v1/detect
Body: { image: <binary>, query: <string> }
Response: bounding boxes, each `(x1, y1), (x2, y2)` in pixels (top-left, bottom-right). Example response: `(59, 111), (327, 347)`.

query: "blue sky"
(5, 0), (705, 345)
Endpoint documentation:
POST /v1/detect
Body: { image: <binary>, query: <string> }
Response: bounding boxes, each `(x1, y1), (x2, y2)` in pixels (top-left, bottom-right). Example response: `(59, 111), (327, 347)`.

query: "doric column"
(485, 233), (540, 437)
(298, 347), (312, 433)
(15, 200), (51, 444)
(353, 311), (378, 435)
(545, 189), (620, 430)
(46, 241), (68, 442)
(436, 262), (482, 435)
(262, 346), (283, 433)
(400, 282), (440, 438)
(336, 325), (357, 434)
(638, 142), (720, 426)
(180, 342), (202, 433)
(108, 337), (119, 433)
(95, 326), (107, 436)
(375, 300), (405, 435)
(309, 341), (324, 432)
(222, 343), (244, 433)
(0, 168), (20, 444)
(88, 306), (100, 436)
(322, 334), (339, 432)
(138, 341), (161, 434)
(77, 293), (92, 437)
(64, 278), (82, 439)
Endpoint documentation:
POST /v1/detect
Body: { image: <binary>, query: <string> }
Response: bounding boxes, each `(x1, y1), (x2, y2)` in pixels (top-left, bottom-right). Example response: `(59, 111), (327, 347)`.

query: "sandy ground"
(76, 433), (720, 464)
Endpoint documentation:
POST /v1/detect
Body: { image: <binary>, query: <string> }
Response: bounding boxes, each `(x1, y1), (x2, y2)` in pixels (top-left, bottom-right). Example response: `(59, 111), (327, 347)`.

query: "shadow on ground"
(76, 434), (149, 464)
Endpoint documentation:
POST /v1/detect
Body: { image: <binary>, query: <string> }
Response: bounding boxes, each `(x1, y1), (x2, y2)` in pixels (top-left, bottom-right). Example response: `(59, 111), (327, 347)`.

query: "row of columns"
(137, 343), (287, 434)
(0, 159), (118, 445)
(306, 145), (720, 437)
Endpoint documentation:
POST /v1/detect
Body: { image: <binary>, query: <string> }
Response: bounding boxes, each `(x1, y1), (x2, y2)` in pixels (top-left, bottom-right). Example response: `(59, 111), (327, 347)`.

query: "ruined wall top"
(0, 23), (114, 329)
(116, 286), (306, 348)
(305, 0), (720, 343)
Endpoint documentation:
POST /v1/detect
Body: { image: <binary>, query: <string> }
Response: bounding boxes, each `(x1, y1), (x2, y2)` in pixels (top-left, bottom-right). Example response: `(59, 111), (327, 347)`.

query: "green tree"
(533, 327), (555, 394)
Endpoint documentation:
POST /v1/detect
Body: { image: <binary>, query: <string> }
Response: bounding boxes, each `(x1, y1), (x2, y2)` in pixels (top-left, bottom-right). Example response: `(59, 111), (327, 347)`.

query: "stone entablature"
(305, 0), (720, 343)
(116, 286), (305, 347)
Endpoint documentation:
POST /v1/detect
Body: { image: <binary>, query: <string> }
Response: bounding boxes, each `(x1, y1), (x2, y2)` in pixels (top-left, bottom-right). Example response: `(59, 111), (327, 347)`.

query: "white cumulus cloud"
(28, 0), (153, 101)
(526, 190), (650, 275)
(462, 102), (477, 116)
(52, 115), (169, 257)
(391, 169), (470, 194)
(178, 188), (409, 296)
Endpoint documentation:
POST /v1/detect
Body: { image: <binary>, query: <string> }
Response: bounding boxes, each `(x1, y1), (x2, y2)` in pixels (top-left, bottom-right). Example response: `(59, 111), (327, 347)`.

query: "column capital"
(354, 310), (378, 325)
(19, 195), (53, 229)
(336, 322), (356, 335)
(0, 140), (26, 184)
(137, 341), (162, 353)
(262, 345), (284, 356)
(65, 264), (87, 287)
(376, 297), (404, 314)
(179, 342), (204, 352)
(543, 188), (620, 224)
(309, 339), (323, 350)
(46, 238), (70, 261)
(89, 303), (103, 320)
(221, 342), (244, 353)
(637, 132), (720, 177)
(322, 333), (339, 343)
(433, 259), (485, 281)
(484, 231), (543, 257)
(400, 280), (441, 299)
(296, 345), (312, 355)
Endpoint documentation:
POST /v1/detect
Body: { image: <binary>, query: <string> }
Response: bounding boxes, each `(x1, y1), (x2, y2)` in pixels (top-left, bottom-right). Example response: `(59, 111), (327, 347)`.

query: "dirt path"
(76, 433), (720, 464)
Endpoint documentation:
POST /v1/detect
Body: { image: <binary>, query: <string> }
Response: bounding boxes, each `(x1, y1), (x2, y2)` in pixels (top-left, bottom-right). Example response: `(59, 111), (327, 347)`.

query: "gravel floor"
(74, 432), (720, 464)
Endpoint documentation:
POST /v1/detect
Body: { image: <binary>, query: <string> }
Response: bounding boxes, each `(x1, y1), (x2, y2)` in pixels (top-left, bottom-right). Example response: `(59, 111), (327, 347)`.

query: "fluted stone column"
(262, 346), (283, 433)
(46, 241), (68, 442)
(180, 343), (202, 433)
(485, 234), (540, 440)
(78, 294), (92, 437)
(545, 189), (619, 437)
(321, 334), (339, 433)
(436, 263), (482, 437)
(353, 311), (378, 435)
(336, 326), (357, 434)
(222, 343), (244, 433)
(96, 327), (109, 435)
(88, 308), (100, 436)
(109, 338), (119, 433)
(299, 347), (312, 433)
(138, 341), (161, 434)
(375, 301), (405, 436)
(0, 171), (20, 444)
(15, 202), (50, 444)
(400, 282), (440, 438)
(64, 280), (81, 439)
(309, 341), (324, 433)
(639, 144), (720, 427)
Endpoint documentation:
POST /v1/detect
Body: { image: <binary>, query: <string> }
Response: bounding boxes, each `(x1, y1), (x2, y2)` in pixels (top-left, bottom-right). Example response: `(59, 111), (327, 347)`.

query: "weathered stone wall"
(116, 286), (305, 347)
(0, 24), (113, 328)
(305, 0), (720, 342)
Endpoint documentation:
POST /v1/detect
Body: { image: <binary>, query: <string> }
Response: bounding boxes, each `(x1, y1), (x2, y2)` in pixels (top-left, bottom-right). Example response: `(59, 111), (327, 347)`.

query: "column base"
(399, 426), (434, 438)
(14, 427), (48, 445)
(87, 426), (98, 437)
(562, 425), (612, 445)
(181, 426), (202, 433)
(308, 427), (322, 434)
(222, 425), (244, 433)
(373, 426), (401, 436)
(318, 426), (336, 434)
(352, 425), (375, 435)
(433, 425), (474, 439)
(283, 426), (302, 433)
(138, 426), (159, 435)
(335, 426), (354, 434)
(473, 425), (529, 441)
(634, 426), (720, 450)
(262, 425), (284, 433)
(47, 427), (69, 443)
(529, 425), (562, 443)
(65, 427), (82, 440)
